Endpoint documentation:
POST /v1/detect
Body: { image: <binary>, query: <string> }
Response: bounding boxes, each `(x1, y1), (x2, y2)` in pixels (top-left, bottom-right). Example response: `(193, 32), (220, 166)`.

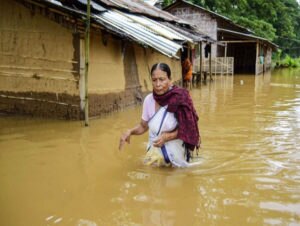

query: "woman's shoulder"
(142, 93), (156, 122)
(144, 93), (154, 103)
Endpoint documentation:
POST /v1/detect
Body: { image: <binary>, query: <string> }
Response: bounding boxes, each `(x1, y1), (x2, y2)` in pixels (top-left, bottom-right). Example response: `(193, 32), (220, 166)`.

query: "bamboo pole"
(84, 0), (91, 126)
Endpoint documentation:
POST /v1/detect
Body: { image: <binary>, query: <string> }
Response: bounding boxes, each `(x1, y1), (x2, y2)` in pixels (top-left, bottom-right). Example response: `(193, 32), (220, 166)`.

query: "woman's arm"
(153, 129), (178, 148)
(119, 119), (148, 150)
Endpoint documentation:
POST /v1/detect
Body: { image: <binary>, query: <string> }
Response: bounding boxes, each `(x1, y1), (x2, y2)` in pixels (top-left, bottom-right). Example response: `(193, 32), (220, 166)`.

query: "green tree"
(162, 0), (173, 8)
(185, 0), (300, 57)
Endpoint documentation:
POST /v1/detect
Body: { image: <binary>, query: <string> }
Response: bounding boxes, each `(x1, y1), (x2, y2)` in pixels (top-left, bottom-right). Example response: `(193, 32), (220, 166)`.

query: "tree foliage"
(164, 0), (300, 57)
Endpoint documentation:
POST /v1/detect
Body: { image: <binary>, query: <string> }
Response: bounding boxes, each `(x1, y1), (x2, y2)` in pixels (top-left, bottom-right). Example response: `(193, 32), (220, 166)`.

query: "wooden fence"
(193, 57), (234, 76)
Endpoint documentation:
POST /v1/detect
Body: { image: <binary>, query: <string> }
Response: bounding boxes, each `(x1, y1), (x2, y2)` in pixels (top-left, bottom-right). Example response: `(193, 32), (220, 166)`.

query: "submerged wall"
(0, 0), (80, 118)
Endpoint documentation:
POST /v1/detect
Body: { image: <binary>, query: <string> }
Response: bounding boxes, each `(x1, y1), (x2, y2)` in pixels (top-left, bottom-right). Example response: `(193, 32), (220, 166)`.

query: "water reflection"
(1, 69), (300, 226)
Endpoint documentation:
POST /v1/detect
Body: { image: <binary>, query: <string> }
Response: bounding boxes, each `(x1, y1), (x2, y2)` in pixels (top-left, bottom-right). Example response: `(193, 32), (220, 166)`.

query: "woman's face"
(151, 68), (172, 95)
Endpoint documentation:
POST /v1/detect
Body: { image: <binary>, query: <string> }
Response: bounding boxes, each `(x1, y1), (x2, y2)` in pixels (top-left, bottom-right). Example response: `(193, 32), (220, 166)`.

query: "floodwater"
(1, 68), (300, 226)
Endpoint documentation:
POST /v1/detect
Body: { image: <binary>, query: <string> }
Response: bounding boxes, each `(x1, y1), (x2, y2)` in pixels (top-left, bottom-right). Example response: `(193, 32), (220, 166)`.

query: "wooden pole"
(256, 42), (259, 75)
(84, 0), (91, 126)
(225, 43), (228, 75)
(199, 42), (202, 82)
(209, 43), (212, 80)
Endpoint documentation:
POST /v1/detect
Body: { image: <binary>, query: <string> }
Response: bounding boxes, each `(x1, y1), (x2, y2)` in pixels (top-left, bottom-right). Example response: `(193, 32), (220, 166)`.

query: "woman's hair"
(150, 63), (171, 79)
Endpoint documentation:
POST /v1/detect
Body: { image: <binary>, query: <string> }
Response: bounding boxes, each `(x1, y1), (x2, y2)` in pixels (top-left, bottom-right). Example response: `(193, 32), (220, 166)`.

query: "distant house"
(164, 0), (278, 75)
(0, 0), (212, 119)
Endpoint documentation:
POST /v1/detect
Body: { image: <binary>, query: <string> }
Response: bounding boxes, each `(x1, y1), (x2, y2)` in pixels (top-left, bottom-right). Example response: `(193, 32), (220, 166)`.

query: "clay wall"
(0, 0), (80, 118)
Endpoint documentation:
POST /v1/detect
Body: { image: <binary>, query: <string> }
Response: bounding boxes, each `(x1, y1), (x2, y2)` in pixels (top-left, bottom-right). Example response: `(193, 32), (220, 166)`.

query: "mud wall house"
(0, 0), (204, 119)
(164, 0), (277, 75)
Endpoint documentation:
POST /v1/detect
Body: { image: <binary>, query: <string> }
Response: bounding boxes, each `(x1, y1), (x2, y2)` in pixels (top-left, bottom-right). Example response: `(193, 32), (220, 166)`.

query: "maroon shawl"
(153, 86), (201, 150)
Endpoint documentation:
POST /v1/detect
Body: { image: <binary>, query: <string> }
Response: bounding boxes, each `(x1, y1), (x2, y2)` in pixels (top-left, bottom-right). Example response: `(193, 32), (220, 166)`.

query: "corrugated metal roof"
(125, 14), (193, 42)
(47, 0), (62, 6)
(29, 0), (214, 58)
(78, 0), (107, 12)
(95, 0), (189, 24)
(95, 9), (183, 58)
(143, 0), (158, 6)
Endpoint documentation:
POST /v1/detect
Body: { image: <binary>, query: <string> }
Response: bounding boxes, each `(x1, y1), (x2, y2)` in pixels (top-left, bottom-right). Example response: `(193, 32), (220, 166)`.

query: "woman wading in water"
(119, 63), (201, 167)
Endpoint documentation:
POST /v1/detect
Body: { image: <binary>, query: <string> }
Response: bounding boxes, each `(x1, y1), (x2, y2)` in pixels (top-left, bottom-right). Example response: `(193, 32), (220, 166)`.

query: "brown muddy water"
(1, 69), (300, 226)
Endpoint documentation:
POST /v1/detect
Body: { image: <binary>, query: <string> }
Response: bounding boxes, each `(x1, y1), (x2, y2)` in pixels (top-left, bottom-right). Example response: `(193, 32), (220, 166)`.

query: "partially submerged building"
(0, 0), (212, 119)
(164, 0), (278, 75)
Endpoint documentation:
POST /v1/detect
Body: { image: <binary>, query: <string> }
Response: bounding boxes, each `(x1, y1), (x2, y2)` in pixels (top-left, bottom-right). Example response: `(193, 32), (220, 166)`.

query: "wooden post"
(256, 42), (259, 75)
(84, 0), (91, 126)
(224, 42), (228, 75)
(209, 43), (212, 81)
(199, 42), (202, 82)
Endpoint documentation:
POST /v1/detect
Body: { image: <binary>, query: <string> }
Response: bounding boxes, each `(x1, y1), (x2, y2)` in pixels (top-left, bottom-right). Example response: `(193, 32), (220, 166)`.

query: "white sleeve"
(141, 93), (154, 122)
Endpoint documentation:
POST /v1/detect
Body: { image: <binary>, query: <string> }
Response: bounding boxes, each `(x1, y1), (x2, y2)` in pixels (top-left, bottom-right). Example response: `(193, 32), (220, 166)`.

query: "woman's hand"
(153, 133), (167, 147)
(119, 120), (148, 150)
(119, 130), (131, 150)
(153, 129), (178, 148)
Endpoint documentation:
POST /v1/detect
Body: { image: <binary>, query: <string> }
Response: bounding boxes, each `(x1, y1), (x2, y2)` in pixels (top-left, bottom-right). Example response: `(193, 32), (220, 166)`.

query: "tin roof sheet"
(125, 13), (193, 42)
(94, 0), (188, 24)
(32, 0), (214, 58)
(95, 9), (183, 58)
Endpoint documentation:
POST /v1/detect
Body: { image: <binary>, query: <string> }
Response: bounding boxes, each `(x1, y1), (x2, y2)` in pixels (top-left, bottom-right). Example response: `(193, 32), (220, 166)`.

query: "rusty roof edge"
(93, 0), (191, 25)
(32, 0), (88, 17)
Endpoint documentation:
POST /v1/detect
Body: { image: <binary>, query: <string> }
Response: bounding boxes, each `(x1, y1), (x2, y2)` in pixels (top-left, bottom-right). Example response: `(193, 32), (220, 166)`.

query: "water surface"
(1, 68), (300, 226)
